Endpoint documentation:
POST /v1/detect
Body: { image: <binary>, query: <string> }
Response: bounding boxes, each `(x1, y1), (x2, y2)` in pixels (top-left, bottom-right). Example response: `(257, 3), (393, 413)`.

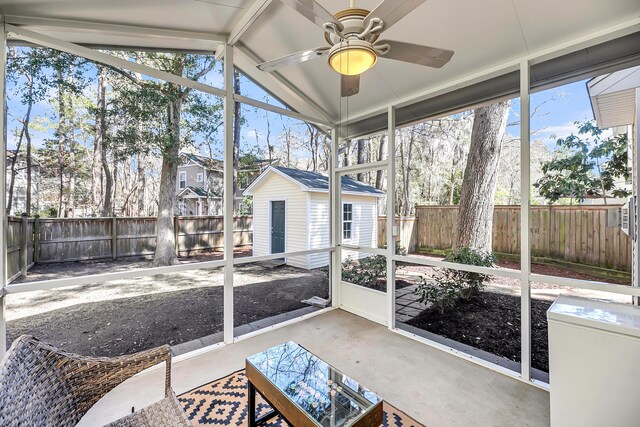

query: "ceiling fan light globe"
(328, 43), (377, 76)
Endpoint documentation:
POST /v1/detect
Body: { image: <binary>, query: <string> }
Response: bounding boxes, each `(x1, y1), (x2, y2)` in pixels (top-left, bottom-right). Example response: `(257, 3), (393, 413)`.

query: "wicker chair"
(0, 335), (191, 427)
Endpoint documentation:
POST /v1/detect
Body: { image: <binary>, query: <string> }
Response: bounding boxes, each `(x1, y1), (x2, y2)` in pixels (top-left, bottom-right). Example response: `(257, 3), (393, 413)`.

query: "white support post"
(520, 60), (532, 381)
(386, 106), (396, 329)
(330, 128), (341, 308)
(0, 23), (7, 357)
(223, 43), (234, 344)
(633, 88), (639, 304)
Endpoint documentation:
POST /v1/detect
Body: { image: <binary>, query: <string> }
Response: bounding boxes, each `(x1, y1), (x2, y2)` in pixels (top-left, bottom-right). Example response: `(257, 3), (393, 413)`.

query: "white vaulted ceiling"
(1, 0), (639, 124)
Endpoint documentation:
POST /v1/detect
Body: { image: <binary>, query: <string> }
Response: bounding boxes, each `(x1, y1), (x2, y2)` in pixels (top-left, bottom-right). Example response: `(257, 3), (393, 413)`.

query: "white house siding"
(251, 172), (308, 269)
(308, 192), (379, 269)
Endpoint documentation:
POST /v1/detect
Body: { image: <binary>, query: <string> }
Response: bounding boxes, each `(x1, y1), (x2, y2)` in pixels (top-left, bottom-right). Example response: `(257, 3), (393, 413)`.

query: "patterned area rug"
(178, 370), (424, 427)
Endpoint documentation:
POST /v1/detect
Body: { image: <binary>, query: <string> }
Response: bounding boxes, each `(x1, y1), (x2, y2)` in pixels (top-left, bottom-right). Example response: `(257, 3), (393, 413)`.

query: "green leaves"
(534, 120), (629, 204)
(415, 246), (495, 314)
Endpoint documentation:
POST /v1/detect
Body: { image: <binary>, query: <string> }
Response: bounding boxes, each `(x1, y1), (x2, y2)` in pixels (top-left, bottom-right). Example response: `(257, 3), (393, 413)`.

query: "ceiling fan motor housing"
(324, 8), (379, 45)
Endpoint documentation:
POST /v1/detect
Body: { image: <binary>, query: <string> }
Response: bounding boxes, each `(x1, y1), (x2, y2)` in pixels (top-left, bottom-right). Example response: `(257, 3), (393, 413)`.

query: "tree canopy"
(534, 120), (630, 204)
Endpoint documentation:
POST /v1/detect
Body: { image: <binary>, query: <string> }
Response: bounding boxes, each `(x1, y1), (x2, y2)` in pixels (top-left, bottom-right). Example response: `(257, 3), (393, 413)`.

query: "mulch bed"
(7, 266), (328, 357)
(406, 291), (552, 372)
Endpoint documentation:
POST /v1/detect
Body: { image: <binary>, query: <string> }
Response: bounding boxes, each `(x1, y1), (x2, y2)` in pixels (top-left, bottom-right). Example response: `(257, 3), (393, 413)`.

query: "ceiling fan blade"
(341, 74), (360, 97)
(257, 47), (330, 72)
(279, 0), (343, 31)
(378, 40), (454, 68)
(364, 0), (425, 32)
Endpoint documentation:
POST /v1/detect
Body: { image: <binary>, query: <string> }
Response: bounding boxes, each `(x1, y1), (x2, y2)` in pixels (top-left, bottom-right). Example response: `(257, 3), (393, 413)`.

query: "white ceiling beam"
(9, 25), (332, 128)
(234, 93), (331, 128)
(228, 0), (273, 46)
(235, 43), (335, 124)
(4, 15), (226, 43)
(7, 24), (227, 98)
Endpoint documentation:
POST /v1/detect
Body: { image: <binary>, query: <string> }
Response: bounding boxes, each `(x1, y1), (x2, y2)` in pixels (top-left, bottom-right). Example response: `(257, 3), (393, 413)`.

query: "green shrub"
(341, 255), (385, 289)
(415, 276), (458, 314)
(415, 246), (496, 313)
(440, 247), (496, 300)
(340, 242), (407, 290)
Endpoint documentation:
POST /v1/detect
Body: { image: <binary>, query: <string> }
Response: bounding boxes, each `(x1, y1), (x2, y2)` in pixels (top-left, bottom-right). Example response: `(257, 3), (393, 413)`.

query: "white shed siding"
(308, 192), (331, 269)
(308, 192), (378, 269)
(341, 194), (378, 263)
(251, 172), (308, 269)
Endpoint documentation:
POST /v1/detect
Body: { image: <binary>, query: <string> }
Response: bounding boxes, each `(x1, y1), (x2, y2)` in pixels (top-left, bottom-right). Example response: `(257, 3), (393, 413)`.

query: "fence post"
(20, 213), (28, 277)
(33, 215), (40, 264)
(111, 216), (117, 260)
(174, 215), (179, 256)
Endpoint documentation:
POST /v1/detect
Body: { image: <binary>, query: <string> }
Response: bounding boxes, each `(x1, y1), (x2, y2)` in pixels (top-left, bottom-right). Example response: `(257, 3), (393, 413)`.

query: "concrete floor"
(79, 309), (550, 427)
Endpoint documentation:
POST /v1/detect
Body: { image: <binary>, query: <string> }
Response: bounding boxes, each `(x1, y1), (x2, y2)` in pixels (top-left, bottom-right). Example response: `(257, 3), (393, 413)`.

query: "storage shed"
(243, 166), (385, 269)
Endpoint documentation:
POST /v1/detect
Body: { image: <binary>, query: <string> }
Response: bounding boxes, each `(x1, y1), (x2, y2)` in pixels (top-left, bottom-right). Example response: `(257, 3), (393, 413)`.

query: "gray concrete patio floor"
(79, 309), (550, 427)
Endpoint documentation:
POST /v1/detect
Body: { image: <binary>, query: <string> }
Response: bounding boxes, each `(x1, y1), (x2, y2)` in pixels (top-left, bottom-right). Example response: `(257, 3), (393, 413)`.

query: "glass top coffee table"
(246, 341), (383, 427)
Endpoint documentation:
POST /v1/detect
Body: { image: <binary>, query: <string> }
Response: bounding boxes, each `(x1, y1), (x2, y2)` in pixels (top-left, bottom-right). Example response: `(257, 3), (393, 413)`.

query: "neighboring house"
(587, 65), (639, 289)
(5, 151), (41, 215)
(243, 166), (385, 270)
(176, 153), (223, 216)
(176, 152), (272, 215)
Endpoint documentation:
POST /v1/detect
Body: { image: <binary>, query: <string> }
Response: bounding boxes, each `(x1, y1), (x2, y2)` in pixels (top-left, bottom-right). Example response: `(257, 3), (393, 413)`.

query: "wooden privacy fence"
(377, 217), (417, 253)
(5, 216), (252, 277)
(7, 215), (35, 282)
(411, 205), (632, 273)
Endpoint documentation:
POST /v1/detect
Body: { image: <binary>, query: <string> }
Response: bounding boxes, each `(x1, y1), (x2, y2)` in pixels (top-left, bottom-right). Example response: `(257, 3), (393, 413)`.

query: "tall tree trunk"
(92, 67), (106, 215)
(356, 139), (366, 181)
(22, 71), (35, 216)
(67, 63), (77, 217)
(25, 120), (32, 216)
(456, 100), (510, 252)
(448, 143), (460, 205)
(152, 91), (183, 266)
(375, 135), (387, 190)
(137, 153), (146, 215)
(232, 70), (241, 211)
(56, 67), (66, 218)
(343, 140), (352, 167)
(7, 130), (23, 215)
(101, 144), (113, 216)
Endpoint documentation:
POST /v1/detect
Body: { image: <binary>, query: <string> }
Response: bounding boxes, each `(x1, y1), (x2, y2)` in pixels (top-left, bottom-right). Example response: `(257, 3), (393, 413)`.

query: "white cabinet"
(548, 296), (640, 427)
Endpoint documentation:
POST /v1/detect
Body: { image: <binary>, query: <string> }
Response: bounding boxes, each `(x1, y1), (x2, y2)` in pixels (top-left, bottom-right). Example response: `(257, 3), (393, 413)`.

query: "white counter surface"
(547, 295), (640, 338)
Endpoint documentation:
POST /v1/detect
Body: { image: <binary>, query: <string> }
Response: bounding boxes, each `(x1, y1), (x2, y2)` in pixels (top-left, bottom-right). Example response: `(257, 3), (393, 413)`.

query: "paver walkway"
(395, 284), (427, 323)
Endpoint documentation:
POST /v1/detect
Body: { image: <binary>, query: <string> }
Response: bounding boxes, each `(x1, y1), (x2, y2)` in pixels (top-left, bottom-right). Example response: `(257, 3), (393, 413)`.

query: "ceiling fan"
(257, 0), (454, 97)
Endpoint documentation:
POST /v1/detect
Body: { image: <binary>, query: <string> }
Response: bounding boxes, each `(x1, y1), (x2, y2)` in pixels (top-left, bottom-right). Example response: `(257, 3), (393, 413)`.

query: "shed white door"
(271, 201), (285, 254)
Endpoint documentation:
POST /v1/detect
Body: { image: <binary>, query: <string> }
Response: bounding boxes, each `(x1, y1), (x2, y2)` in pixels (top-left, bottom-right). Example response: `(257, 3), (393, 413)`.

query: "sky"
(6, 50), (310, 163)
(6, 47), (604, 160)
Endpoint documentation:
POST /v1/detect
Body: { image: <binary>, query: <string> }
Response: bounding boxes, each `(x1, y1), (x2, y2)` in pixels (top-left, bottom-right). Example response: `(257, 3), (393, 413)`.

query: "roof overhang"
(242, 166), (308, 195)
(244, 166), (385, 197)
(1, 0), (639, 131)
(587, 66), (640, 128)
(307, 189), (385, 198)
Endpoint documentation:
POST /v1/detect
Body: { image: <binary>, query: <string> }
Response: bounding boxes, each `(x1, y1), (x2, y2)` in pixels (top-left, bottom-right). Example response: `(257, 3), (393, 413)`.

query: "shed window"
(343, 203), (353, 240)
(179, 171), (186, 189)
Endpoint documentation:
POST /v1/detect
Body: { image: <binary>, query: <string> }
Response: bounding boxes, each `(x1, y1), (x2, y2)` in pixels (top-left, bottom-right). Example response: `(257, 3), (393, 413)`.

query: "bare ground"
(7, 256), (328, 357)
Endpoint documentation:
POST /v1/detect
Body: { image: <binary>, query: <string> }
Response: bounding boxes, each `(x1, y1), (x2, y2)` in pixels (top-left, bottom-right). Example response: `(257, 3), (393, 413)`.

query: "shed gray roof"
(273, 166), (385, 195)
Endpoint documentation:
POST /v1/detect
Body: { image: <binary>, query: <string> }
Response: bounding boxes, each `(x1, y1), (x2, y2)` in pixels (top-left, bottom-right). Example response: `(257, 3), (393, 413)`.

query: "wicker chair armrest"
(0, 336), (175, 427)
(90, 344), (173, 398)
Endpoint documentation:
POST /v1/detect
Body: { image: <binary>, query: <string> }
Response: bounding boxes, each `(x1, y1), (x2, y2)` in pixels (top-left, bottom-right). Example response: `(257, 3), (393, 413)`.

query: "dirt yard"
(394, 253), (632, 374)
(6, 258), (328, 357)
(406, 291), (553, 372)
